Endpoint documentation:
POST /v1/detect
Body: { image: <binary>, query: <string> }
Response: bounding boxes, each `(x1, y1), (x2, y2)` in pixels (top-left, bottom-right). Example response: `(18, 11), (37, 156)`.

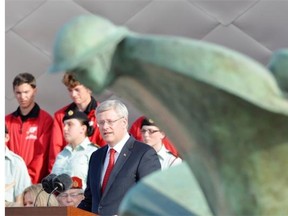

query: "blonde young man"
(141, 118), (182, 170)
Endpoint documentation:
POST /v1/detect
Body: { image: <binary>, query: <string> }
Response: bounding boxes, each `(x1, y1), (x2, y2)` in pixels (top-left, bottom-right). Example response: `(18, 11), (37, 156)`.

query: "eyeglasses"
(140, 129), (160, 135)
(97, 116), (124, 127)
(58, 192), (84, 198)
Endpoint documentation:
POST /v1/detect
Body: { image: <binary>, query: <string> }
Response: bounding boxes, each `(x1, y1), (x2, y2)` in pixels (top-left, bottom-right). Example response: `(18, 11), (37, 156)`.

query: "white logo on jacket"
(26, 126), (38, 140)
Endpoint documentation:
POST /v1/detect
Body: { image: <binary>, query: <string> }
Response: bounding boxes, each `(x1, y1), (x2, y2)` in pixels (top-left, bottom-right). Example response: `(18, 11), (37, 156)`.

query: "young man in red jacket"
(48, 72), (105, 172)
(5, 73), (53, 184)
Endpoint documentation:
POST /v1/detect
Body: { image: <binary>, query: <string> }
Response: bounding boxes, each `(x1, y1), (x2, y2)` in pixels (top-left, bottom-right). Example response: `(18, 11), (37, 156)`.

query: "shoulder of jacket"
(39, 109), (53, 119)
(90, 142), (100, 148)
(54, 104), (71, 115)
(168, 155), (182, 167)
(7, 151), (26, 164)
(94, 145), (107, 154)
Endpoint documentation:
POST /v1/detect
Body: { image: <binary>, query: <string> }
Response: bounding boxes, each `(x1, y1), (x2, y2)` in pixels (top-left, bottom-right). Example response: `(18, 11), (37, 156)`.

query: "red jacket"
(5, 104), (53, 184)
(48, 97), (105, 172)
(129, 116), (179, 157)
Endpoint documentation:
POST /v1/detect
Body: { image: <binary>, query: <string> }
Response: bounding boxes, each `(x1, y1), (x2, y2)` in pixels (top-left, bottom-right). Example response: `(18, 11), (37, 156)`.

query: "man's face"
(63, 119), (86, 144)
(57, 189), (84, 207)
(14, 83), (36, 109)
(68, 84), (91, 105)
(96, 109), (128, 146)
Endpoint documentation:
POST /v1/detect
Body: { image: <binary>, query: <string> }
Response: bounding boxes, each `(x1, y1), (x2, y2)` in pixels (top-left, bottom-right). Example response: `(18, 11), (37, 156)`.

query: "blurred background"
(5, 0), (288, 124)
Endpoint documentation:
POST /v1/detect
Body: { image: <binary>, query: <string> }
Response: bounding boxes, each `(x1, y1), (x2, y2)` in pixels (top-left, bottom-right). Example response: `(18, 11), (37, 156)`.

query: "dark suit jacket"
(78, 136), (161, 215)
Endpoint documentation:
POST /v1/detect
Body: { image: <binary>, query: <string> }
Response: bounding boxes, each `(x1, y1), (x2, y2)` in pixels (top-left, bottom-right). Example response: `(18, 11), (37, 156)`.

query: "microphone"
(47, 173), (72, 206)
(35, 174), (57, 206)
(41, 173), (57, 193)
(33, 188), (44, 207)
(52, 173), (73, 193)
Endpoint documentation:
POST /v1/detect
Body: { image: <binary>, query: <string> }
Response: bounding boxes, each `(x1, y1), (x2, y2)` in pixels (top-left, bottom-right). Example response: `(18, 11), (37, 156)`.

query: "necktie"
(102, 148), (116, 193)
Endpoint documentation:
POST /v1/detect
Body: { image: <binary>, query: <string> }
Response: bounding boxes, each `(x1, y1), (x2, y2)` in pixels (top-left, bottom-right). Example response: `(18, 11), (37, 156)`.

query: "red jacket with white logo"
(48, 97), (105, 172)
(5, 104), (53, 184)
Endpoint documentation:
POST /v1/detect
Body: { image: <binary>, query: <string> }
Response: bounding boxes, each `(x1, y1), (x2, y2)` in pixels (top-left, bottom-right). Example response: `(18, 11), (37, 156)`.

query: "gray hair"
(96, 99), (128, 119)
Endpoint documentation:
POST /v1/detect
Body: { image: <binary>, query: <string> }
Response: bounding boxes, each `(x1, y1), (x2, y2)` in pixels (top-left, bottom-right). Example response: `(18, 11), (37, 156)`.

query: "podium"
(5, 206), (97, 216)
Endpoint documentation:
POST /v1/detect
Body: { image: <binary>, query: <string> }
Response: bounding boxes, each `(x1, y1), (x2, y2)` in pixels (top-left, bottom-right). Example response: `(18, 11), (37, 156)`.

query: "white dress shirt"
(157, 144), (182, 170)
(101, 133), (130, 185)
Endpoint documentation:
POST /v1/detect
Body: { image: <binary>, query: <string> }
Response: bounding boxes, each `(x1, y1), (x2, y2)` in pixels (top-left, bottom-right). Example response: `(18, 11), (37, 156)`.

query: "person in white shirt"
(5, 125), (31, 206)
(51, 110), (99, 189)
(140, 118), (182, 170)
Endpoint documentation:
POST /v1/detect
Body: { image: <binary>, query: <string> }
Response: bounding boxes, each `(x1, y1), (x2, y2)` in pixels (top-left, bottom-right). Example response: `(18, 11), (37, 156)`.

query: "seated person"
(22, 184), (58, 207)
(51, 110), (99, 189)
(5, 125), (31, 207)
(141, 118), (182, 170)
(56, 176), (84, 207)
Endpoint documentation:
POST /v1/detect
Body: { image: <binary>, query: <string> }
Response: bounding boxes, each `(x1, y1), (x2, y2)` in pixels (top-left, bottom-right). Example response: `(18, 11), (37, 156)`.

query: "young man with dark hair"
(5, 72), (53, 184)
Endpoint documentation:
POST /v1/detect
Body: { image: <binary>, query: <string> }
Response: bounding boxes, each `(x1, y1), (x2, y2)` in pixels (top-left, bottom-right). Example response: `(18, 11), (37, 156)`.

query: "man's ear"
(160, 131), (166, 139)
(33, 87), (38, 95)
(122, 117), (129, 129)
(80, 124), (87, 135)
(87, 87), (92, 95)
(5, 134), (10, 143)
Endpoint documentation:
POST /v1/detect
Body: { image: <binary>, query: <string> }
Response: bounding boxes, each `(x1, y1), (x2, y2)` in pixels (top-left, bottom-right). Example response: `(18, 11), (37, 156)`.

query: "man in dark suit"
(78, 99), (161, 215)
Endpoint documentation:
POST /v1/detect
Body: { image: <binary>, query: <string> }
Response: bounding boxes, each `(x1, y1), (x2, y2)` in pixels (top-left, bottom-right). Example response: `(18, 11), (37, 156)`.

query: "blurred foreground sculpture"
(50, 15), (288, 215)
(268, 49), (288, 94)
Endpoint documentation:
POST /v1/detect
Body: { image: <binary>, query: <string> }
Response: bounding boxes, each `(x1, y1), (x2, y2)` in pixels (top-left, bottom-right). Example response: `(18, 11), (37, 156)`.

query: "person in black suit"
(78, 99), (161, 215)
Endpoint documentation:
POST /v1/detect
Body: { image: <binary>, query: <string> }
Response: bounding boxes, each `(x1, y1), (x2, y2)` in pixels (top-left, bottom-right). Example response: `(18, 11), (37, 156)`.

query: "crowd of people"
(5, 72), (182, 214)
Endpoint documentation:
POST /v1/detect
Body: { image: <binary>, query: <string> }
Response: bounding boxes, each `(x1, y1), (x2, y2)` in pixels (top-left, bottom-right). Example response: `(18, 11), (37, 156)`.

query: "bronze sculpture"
(50, 15), (288, 215)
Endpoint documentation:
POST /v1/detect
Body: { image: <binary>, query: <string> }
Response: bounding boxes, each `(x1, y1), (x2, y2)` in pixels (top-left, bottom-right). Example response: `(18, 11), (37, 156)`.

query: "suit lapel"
(102, 137), (135, 197)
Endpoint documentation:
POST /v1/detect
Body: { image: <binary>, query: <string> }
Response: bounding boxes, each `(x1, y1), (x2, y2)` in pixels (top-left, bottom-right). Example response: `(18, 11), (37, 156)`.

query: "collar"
(108, 133), (130, 154)
(157, 144), (169, 160)
(5, 146), (14, 160)
(65, 96), (98, 115)
(65, 137), (93, 151)
(12, 103), (40, 121)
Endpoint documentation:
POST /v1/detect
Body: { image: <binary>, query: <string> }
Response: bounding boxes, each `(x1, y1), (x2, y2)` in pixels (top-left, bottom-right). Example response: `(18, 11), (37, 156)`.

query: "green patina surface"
(50, 15), (288, 215)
